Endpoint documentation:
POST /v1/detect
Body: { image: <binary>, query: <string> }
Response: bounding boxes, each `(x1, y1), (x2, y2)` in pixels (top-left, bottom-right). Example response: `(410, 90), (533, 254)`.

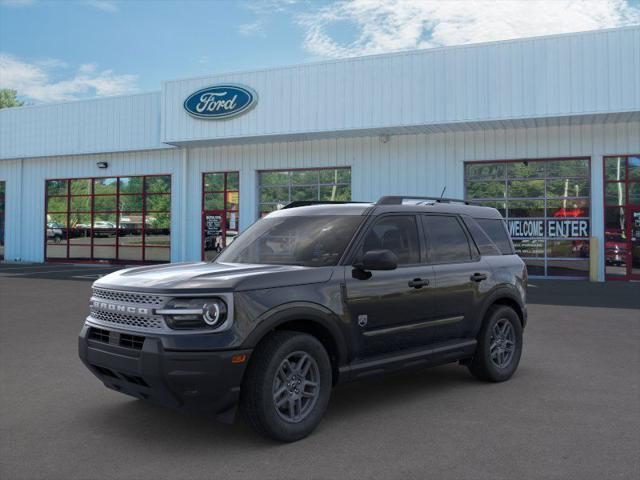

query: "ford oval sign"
(183, 84), (257, 120)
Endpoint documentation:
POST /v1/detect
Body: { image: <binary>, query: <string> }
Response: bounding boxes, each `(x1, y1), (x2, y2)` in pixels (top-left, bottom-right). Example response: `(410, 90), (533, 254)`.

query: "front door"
(203, 211), (226, 261)
(344, 214), (437, 358)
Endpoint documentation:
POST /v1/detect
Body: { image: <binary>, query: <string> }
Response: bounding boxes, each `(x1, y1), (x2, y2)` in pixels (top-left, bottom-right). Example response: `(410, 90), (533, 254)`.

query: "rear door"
(421, 215), (491, 341)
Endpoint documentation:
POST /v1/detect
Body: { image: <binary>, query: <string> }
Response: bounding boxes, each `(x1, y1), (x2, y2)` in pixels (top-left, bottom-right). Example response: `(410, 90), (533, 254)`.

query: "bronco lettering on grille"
(91, 301), (150, 315)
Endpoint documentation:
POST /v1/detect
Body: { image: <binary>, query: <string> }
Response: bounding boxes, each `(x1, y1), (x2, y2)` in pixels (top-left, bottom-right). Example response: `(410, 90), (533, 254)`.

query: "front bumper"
(78, 324), (251, 422)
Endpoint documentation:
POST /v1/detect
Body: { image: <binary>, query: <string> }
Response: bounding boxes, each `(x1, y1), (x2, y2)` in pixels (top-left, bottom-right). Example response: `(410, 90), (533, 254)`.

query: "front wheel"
(468, 305), (523, 382)
(240, 331), (332, 442)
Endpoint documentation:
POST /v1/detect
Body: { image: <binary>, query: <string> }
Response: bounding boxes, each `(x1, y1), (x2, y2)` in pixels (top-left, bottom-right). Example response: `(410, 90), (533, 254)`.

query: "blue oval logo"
(183, 84), (257, 119)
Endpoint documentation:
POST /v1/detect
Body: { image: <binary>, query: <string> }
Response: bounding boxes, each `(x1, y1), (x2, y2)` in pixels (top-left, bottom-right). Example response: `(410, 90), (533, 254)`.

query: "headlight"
(157, 298), (228, 330)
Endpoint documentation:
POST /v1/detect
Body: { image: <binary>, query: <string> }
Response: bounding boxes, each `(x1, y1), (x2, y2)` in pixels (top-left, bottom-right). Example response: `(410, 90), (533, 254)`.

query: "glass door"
(604, 155), (640, 281)
(631, 208), (640, 280)
(203, 211), (226, 261)
(202, 172), (239, 261)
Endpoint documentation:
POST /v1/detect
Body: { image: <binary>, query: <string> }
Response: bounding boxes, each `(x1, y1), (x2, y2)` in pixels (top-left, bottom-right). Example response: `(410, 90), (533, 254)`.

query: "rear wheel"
(240, 331), (332, 442)
(468, 305), (523, 382)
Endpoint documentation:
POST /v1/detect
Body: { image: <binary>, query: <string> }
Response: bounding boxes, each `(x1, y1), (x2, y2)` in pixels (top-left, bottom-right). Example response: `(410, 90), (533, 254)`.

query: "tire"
(468, 305), (523, 382)
(240, 331), (332, 442)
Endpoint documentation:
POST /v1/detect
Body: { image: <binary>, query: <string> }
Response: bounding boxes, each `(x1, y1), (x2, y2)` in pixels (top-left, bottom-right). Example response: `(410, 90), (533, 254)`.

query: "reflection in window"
(605, 183), (625, 206)
(45, 175), (171, 263)
(604, 157), (626, 181)
(0, 181), (5, 260)
(464, 158), (591, 277)
(363, 216), (420, 265)
(258, 168), (351, 216)
(202, 172), (240, 261)
(423, 216), (471, 263)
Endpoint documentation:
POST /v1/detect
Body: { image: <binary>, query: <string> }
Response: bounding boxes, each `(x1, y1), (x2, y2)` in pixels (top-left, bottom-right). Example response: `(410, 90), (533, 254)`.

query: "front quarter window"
(217, 215), (363, 267)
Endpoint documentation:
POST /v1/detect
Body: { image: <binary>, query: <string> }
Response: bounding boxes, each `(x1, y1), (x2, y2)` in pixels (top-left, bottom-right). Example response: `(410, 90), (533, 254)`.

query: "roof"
(2, 26), (639, 160)
(267, 201), (504, 219)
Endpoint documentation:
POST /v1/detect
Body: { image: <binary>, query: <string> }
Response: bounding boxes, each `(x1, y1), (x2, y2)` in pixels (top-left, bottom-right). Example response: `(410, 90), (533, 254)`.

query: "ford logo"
(183, 84), (257, 119)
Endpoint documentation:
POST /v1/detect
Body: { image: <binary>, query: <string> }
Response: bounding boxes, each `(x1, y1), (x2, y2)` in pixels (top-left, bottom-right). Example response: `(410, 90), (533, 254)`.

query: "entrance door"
(202, 171), (240, 261)
(203, 211), (226, 261)
(630, 208), (640, 280)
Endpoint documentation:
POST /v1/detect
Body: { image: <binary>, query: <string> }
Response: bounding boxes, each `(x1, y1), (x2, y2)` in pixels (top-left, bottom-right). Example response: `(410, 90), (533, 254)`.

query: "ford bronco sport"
(79, 196), (527, 442)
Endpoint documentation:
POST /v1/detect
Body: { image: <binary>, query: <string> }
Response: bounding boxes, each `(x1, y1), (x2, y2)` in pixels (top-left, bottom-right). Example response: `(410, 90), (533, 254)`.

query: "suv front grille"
(88, 327), (110, 343)
(87, 327), (146, 350)
(91, 288), (165, 306)
(90, 308), (165, 330)
(119, 333), (145, 350)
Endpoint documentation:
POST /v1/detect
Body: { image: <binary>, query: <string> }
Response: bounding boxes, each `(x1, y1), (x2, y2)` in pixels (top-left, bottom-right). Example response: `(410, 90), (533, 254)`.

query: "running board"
(338, 339), (477, 383)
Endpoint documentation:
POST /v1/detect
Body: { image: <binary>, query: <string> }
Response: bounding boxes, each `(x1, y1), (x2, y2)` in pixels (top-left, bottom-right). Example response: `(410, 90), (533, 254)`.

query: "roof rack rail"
(282, 200), (368, 209)
(376, 196), (472, 205)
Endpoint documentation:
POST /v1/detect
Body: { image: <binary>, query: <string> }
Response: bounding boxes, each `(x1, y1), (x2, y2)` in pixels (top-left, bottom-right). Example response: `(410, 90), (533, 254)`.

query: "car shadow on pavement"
(76, 363), (493, 448)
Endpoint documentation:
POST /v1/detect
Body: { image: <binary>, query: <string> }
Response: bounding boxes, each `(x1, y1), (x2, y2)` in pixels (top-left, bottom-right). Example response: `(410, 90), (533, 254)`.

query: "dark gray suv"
(78, 196), (527, 442)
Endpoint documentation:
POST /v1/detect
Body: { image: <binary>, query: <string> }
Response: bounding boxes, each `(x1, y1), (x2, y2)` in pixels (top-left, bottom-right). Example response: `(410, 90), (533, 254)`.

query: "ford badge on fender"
(183, 84), (257, 119)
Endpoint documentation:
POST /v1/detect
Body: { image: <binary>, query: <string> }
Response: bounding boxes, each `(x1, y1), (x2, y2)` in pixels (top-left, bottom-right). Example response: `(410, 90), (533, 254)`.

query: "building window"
(45, 175), (171, 263)
(465, 158), (591, 278)
(258, 167), (351, 216)
(603, 155), (640, 280)
(202, 171), (240, 261)
(0, 181), (5, 260)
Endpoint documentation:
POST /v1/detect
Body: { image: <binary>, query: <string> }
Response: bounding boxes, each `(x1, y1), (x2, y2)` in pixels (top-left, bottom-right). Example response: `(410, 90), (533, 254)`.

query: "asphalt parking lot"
(1, 263), (639, 480)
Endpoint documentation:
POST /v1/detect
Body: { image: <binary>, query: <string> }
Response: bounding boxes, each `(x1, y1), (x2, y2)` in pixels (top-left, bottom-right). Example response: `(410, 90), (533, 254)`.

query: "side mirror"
(354, 249), (398, 271)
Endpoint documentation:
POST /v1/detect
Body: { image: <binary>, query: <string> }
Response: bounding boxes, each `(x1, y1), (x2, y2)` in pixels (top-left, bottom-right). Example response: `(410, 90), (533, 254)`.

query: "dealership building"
(1, 26), (639, 281)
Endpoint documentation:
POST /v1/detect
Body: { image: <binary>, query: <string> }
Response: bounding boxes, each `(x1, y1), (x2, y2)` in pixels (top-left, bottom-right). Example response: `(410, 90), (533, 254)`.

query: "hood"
(93, 261), (335, 294)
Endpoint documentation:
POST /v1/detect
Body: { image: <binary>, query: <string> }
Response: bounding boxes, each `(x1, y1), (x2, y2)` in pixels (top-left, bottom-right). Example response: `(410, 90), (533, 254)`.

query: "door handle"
(470, 272), (488, 282)
(408, 278), (430, 288)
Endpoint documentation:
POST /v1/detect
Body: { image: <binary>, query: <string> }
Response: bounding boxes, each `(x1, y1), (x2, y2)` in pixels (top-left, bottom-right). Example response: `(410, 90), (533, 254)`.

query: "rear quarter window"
(463, 217), (501, 256)
(475, 218), (514, 255)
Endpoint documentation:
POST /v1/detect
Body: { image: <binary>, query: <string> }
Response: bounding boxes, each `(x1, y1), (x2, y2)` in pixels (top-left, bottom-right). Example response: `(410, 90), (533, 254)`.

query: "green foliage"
(0, 89), (24, 109)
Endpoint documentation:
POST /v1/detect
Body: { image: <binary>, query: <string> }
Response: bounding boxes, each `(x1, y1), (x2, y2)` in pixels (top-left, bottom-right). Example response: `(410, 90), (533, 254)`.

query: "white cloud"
(297, 0), (640, 58)
(238, 19), (267, 36)
(0, 53), (138, 103)
(242, 0), (299, 15)
(83, 0), (118, 13)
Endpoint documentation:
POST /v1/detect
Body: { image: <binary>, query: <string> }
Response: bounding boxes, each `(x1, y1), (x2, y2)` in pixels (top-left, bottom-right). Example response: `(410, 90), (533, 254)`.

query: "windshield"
(217, 215), (363, 266)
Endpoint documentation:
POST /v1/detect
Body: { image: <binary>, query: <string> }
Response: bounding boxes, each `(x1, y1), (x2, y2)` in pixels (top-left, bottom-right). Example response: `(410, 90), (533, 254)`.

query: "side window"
(423, 215), (472, 263)
(463, 217), (501, 256)
(360, 215), (420, 265)
(476, 218), (514, 255)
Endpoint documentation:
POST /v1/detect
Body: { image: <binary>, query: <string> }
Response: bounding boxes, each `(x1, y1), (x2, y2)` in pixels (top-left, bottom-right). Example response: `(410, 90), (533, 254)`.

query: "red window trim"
(602, 154), (640, 281)
(463, 157), (592, 279)
(201, 171), (240, 261)
(44, 174), (171, 264)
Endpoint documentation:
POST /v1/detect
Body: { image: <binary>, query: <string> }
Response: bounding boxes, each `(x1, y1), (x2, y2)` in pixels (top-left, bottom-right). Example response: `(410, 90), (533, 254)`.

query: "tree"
(0, 89), (24, 109)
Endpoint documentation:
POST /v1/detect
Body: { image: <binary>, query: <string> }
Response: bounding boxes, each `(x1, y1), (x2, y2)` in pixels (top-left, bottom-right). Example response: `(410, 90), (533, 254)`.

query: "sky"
(1, 0), (639, 104)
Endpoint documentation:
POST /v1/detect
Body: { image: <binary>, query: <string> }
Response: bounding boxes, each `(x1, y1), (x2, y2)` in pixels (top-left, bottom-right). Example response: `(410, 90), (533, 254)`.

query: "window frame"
(464, 157), (592, 278)
(44, 174), (171, 264)
(0, 180), (5, 260)
(602, 154), (640, 281)
(345, 213), (424, 267)
(201, 171), (240, 261)
(257, 167), (351, 217)
(421, 214), (479, 265)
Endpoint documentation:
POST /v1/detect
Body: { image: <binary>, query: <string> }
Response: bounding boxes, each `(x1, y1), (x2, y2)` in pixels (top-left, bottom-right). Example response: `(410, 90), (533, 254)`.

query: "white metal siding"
(162, 27), (640, 144)
(0, 159), (22, 261)
(0, 92), (168, 160)
(0, 149), (183, 262)
(180, 120), (639, 282)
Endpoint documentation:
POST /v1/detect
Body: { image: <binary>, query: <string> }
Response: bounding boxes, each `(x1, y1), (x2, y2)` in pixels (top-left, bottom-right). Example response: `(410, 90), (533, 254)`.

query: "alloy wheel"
(272, 351), (320, 423)
(489, 319), (516, 369)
